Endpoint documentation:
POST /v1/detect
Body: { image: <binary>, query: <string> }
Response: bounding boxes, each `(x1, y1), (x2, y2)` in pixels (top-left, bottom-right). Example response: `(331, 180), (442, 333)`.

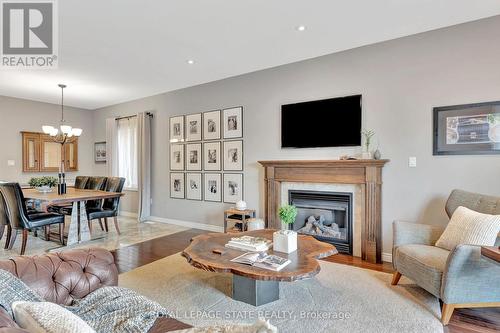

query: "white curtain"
(117, 117), (138, 189)
(137, 112), (152, 222)
(105, 118), (118, 177)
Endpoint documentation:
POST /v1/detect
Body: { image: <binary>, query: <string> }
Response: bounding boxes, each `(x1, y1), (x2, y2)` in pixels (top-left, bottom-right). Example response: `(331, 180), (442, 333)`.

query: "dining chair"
(0, 183), (65, 254)
(0, 192), (8, 248)
(47, 175), (90, 214)
(87, 177), (125, 234)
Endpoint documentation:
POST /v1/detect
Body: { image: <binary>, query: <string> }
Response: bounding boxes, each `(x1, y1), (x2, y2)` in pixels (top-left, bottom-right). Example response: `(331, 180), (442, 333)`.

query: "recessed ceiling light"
(187, 59), (195, 65)
(296, 25), (306, 32)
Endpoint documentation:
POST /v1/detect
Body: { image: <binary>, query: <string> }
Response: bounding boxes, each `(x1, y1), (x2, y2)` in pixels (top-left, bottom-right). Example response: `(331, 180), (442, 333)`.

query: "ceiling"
(1, 0), (500, 110)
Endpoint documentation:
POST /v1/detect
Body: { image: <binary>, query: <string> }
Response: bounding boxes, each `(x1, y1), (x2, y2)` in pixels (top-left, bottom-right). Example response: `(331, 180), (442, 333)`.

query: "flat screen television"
(281, 94), (362, 148)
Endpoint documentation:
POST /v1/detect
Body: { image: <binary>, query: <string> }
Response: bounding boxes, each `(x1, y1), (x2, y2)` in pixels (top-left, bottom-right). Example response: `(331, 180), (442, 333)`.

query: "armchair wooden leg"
(88, 219), (92, 234)
(104, 218), (109, 232)
(0, 225), (4, 240)
(7, 229), (18, 250)
(44, 226), (50, 241)
(441, 303), (455, 325)
(98, 219), (104, 231)
(58, 223), (65, 245)
(113, 216), (121, 235)
(20, 229), (28, 255)
(4, 225), (11, 249)
(391, 272), (402, 285)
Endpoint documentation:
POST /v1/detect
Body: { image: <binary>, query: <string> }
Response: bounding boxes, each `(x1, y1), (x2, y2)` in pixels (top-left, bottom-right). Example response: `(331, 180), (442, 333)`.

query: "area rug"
(119, 254), (443, 333)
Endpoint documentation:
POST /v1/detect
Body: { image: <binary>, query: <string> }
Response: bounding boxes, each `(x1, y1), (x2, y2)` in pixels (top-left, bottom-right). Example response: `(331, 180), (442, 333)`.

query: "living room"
(0, 1), (499, 333)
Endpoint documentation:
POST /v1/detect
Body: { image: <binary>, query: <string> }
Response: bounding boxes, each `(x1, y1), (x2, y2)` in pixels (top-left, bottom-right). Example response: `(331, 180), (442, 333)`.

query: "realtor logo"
(1, 0), (58, 68)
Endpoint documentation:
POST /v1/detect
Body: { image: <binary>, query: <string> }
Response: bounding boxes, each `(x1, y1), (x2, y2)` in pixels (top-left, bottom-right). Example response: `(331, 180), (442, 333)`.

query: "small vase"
(373, 149), (381, 160)
(273, 230), (298, 253)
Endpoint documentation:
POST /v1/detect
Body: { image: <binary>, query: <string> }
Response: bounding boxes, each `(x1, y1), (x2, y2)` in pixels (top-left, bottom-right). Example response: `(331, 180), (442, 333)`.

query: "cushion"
(12, 301), (96, 333)
(0, 269), (42, 316)
(394, 244), (450, 297)
(171, 319), (277, 333)
(435, 206), (500, 251)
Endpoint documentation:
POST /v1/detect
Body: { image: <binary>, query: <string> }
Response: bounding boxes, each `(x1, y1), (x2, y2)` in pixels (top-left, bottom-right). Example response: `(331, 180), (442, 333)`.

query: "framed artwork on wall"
(223, 106), (243, 139)
(433, 100), (500, 155)
(186, 143), (202, 171)
(223, 140), (243, 171)
(170, 173), (185, 199)
(186, 173), (202, 201)
(170, 144), (185, 170)
(186, 113), (202, 142)
(94, 142), (106, 163)
(223, 173), (243, 204)
(170, 115), (184, 142)
(202, 110), (221, 140)
(204, 173), (222, 202)
(203, 141), (221, 171)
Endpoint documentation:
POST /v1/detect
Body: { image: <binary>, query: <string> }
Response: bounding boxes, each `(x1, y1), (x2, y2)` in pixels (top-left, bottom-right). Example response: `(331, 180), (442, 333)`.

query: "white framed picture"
(223, 106), (243, 139)
(186, 113), (202, 142)
(203, 110), (221, 140)
(186, 143), (202, 171)
(223, 173), (243, 204)
(203, 141), (221, 171)
(94, 142), (106, 163)
(186, 173), (202, 201)
(223, 140), (243, 171)
(170, 173), (185, 199)
(170, 116), (185, 142)
(170, 144), (184, 170)
(204, 173), (222, 202)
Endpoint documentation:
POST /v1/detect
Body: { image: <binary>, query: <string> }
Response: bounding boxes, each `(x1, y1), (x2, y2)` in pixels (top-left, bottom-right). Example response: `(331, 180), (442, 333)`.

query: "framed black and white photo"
(186, 173), (202, 201)
(170, 144), (184, 170)
(94, 142), (106, 163)
(170, 173), (185, 199)
(223, 140), (243, 171)
(186, 143), (202, 171)
(202, 110), (221, 140)
(223, 173), (243, 204)
(186, 113), (202, 141)
(169, 115), (184, 142)
(203, 141), (221, 171)
(223, 106), (243, 139)
(204, 173), (222, 202)
(433, 101), (500, 155)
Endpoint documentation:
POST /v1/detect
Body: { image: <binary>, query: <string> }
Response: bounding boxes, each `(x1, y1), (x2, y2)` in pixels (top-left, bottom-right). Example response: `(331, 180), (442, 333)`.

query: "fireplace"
(289, 190), (353, 254)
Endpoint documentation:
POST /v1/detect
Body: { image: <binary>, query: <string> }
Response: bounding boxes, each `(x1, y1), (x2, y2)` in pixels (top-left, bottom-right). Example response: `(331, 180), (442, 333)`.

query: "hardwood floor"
(112, 229), (500, 332)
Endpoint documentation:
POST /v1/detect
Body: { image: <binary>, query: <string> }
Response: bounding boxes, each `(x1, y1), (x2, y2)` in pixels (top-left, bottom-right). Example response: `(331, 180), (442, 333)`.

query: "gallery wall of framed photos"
(169, 106), (244, 204)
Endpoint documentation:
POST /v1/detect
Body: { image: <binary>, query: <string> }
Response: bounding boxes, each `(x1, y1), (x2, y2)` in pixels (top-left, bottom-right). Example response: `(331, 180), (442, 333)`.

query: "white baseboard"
(119, 211), (138, 218)
(149, 216), (224, 233)
(382, 252), (392, 263)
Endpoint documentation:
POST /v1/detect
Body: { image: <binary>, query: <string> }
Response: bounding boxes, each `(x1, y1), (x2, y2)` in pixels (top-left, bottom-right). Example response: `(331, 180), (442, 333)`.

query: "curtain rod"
(115, 112), (153, 121)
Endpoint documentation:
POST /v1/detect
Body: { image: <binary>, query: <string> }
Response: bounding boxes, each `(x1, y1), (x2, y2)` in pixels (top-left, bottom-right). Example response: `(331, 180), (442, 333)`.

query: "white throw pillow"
(435, 206), (500, 251)
(12, 301), (96, 333)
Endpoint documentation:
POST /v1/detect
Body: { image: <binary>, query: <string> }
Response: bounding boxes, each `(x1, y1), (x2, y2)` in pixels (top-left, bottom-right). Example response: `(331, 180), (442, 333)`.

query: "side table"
(224, 208), (256, 233)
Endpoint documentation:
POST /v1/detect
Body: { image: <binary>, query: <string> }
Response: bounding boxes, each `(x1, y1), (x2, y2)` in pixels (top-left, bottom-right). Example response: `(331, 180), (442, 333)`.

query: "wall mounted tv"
(281, 94), (362, 148)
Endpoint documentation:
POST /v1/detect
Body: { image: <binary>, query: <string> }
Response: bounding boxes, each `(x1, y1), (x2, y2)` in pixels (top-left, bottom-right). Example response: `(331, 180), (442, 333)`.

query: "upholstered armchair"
(391, 189), (500, 325)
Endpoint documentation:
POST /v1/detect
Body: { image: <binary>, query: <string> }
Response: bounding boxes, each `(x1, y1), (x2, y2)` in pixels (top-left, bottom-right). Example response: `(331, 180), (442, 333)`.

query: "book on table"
(230, 252), (291, 272)
(225, 235), (272, 252)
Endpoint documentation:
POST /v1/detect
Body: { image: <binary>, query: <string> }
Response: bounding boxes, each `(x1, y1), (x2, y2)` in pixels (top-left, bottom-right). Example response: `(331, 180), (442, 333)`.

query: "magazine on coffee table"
(225, 236), (272, 252)
(230, 252), (291, 271)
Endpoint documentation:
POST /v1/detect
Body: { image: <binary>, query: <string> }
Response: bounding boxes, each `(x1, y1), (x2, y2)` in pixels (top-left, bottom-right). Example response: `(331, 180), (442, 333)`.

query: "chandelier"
(42, 84), (82, 144)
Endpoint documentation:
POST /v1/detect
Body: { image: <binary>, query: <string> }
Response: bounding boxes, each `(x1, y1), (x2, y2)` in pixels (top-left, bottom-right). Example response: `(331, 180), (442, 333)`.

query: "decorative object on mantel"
(42, 84), (83, 144)
(433, 100), (500, 155)
(273, 204), (298, 253)
(28, 176), (57, 193)
(361, 129), (375, 159)
(373, 148), (382, 160)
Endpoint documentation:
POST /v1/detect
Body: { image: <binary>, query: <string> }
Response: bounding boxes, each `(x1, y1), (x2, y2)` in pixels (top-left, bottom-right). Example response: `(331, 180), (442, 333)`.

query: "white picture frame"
(170, 116), (185, 142)
(94, 142), (106, 163)
(186, 113), (202, 142)
(204, 173), (222, 202)
(170, 144), (184, 171)
(203, 110), (221, 140)
(223, 173), (243, 203)
(186, 143), (202, 171)
(203, 141), (221, 171)
(186, 173), (202, 201)
(170, 173), (185, 199)
(223, 140), (243, 171)
(223, 106), (243, 139)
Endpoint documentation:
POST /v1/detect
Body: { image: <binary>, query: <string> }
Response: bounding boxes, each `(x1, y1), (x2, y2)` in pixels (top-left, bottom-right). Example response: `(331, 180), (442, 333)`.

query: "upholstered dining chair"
(391, 189), (500, 325)
(0, 192), (8, 248)
(86, 177), (125, 234)
(0, 183), (65, 254)
(48, 175), (90, 214)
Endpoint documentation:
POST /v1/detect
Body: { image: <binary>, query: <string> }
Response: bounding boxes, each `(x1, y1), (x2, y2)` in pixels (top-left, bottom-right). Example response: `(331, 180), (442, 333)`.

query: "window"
(117, 117), (138, 189)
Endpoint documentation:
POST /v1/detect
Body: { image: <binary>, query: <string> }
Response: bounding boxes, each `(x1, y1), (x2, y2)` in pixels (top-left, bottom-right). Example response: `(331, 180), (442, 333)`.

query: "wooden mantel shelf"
(258, 159), (389, 263)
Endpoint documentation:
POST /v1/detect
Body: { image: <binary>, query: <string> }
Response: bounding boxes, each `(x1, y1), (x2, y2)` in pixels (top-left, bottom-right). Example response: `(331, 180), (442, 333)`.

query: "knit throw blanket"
(0, 269), (166, 333)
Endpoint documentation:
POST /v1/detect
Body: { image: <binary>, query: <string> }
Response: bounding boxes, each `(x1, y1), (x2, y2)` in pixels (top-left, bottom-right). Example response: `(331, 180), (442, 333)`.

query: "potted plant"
(361, 129), (375, 159)
(28, 176), (58, 193)
(273, 204), (298, 253)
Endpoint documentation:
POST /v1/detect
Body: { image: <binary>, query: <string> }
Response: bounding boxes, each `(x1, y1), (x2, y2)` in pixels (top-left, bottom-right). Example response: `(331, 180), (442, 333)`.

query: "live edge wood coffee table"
(182, 229), (337, 306)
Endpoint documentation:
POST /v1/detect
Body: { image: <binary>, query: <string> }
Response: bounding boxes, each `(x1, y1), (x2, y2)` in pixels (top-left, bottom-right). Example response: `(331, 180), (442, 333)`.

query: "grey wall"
(93, 16), (500, 254)
(0, 95), (95, 183)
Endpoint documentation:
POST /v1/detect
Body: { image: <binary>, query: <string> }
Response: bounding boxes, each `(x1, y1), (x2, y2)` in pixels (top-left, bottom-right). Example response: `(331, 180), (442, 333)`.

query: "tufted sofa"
(0, 248), (191, 333)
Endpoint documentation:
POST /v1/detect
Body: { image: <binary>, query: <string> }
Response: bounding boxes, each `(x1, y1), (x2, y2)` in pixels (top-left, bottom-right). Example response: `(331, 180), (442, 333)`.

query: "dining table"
(22, 188), (124, 246)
